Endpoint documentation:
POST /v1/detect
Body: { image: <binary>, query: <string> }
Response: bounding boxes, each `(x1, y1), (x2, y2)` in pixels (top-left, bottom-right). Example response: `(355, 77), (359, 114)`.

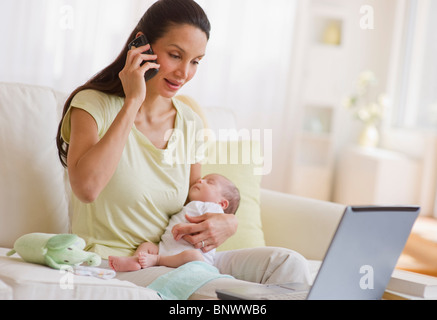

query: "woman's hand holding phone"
(119, 36), (160, 108)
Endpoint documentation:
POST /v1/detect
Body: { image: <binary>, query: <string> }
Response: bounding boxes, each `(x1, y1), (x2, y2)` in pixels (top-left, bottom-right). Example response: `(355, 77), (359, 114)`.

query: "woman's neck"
(138, 93), (174, 121)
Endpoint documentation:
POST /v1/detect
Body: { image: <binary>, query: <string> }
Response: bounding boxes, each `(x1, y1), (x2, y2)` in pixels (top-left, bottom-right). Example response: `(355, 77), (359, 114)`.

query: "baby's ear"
(219, 199), (229, 211)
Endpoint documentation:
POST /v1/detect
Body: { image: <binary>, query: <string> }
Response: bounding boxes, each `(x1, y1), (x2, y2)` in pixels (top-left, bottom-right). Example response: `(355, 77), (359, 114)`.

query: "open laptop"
(216, 205), (420, 300)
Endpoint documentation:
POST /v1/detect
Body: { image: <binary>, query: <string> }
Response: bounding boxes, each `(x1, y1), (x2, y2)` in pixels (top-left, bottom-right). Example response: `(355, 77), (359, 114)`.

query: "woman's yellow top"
(61, 89), (204, 258)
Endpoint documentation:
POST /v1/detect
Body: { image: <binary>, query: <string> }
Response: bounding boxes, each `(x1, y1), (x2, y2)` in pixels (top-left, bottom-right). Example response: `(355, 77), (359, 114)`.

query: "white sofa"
(0, 82), (345, 300)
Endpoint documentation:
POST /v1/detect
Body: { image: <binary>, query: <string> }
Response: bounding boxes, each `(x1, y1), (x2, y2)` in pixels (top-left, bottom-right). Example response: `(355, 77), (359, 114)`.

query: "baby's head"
(188, 174), (240, 215)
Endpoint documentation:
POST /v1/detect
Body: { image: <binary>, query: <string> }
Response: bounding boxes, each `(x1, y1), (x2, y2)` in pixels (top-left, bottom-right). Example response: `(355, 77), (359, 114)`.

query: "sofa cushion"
(0, 248), (159, 300)
(202, 140), (266, 251)
(176, 97), (265, 251)
(0, 83), (70, 248)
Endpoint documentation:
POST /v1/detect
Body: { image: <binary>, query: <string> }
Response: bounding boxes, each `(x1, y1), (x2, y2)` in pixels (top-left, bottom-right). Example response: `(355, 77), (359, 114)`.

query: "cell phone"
(128, 35), (159, 82)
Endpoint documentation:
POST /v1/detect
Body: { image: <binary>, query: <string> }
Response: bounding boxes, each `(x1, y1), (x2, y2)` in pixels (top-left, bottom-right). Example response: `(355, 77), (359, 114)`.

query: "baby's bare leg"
(139, 249), (205, 269)
(135, 242), (159, 255)
(138, 252), (160, 268)
(108, 256), (141, 272)
(108, 242), (159, 272)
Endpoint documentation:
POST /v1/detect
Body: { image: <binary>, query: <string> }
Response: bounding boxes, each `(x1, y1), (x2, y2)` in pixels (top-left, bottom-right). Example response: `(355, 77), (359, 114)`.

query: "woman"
(57, 0), (310, 298)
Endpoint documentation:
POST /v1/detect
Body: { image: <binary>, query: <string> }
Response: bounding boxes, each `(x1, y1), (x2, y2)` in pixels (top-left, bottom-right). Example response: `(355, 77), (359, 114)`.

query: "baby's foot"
(138, 252), (160, 268)
(108, 256), (141, 272)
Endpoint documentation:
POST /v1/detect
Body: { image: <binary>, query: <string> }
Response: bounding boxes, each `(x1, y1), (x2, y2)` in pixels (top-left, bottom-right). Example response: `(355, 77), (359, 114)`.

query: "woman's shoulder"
(66, 89), (123, 137)
(71, 89), (124, 121)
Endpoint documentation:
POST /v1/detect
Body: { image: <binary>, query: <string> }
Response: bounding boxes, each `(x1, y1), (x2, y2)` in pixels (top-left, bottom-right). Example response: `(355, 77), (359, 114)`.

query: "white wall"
(278, 0), (400, 196)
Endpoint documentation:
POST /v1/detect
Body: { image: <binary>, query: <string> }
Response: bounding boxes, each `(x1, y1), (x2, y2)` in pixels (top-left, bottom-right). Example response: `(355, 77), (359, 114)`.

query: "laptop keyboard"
(261, 292), (308, 300)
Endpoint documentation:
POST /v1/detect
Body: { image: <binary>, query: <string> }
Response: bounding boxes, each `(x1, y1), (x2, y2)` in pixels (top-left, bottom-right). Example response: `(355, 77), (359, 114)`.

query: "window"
(392, 0), (437, 130)
(0, 0), (154, 93)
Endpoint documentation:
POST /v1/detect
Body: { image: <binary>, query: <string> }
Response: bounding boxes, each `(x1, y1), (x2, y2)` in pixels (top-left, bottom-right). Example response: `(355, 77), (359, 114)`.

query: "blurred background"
(1, 0), (436, 221)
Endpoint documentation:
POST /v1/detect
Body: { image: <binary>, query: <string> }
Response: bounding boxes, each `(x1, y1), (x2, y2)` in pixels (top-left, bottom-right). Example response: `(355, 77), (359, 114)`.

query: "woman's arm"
(174, 213), (238, 253)
(190, 163), (202, 187)
(67, 102), (139, 203)
(68, 44), (159, 203)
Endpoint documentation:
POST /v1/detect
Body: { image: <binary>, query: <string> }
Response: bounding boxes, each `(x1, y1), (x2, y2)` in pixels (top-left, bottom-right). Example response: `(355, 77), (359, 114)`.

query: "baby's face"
(189, 174), (226, 204)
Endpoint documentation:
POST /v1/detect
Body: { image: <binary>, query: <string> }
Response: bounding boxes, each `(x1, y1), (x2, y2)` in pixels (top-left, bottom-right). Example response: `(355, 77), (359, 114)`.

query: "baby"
(108, 174), (240, 272)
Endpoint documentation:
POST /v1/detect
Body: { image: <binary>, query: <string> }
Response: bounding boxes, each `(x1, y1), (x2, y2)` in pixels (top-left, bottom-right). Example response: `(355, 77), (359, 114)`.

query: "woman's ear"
(135, 31), (144, 39)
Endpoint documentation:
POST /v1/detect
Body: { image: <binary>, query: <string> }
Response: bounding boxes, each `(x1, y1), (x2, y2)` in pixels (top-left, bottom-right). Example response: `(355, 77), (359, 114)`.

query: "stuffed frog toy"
(7, 233), (101, 270)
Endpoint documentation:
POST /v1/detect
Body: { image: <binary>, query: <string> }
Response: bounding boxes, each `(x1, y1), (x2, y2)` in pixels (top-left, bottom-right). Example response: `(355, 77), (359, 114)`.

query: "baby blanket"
(147, 261), (233, 300)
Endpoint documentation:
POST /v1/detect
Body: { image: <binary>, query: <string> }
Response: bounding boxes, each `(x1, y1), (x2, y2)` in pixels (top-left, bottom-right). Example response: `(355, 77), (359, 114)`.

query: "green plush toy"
(7, 233), (101, 270)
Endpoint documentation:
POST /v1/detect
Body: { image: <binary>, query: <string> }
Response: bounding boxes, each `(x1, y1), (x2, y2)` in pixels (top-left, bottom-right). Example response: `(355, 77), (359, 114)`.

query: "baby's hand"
(172, 222), (192, 241)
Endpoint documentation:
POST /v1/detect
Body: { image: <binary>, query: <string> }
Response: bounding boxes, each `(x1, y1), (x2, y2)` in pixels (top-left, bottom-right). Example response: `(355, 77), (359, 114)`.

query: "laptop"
(216, 205), (420, 300)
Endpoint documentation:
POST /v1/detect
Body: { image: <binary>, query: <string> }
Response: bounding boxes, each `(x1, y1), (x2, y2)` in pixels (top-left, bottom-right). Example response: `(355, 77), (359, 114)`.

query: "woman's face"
(147, 24), (208, 98)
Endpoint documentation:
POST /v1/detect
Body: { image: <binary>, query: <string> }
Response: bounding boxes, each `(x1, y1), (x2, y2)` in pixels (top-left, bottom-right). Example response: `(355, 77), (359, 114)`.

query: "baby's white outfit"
(158, 201), (223, 265)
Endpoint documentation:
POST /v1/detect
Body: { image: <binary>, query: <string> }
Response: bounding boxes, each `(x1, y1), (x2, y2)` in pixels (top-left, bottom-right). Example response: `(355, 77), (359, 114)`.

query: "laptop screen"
(307, 206), (420, 300)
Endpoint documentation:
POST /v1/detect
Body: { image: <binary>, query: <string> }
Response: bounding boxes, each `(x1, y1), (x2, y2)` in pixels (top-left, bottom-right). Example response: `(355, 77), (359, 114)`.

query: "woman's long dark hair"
(56, 0), (211, 168)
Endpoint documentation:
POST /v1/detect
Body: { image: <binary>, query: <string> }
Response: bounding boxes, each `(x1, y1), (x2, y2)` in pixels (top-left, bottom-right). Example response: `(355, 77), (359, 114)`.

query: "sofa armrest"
(260, 189), (345, 261)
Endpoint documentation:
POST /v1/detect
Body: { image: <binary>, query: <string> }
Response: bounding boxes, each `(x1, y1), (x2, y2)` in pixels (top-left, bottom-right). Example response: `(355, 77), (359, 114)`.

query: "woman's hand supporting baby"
(172, 213), (238, 253)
